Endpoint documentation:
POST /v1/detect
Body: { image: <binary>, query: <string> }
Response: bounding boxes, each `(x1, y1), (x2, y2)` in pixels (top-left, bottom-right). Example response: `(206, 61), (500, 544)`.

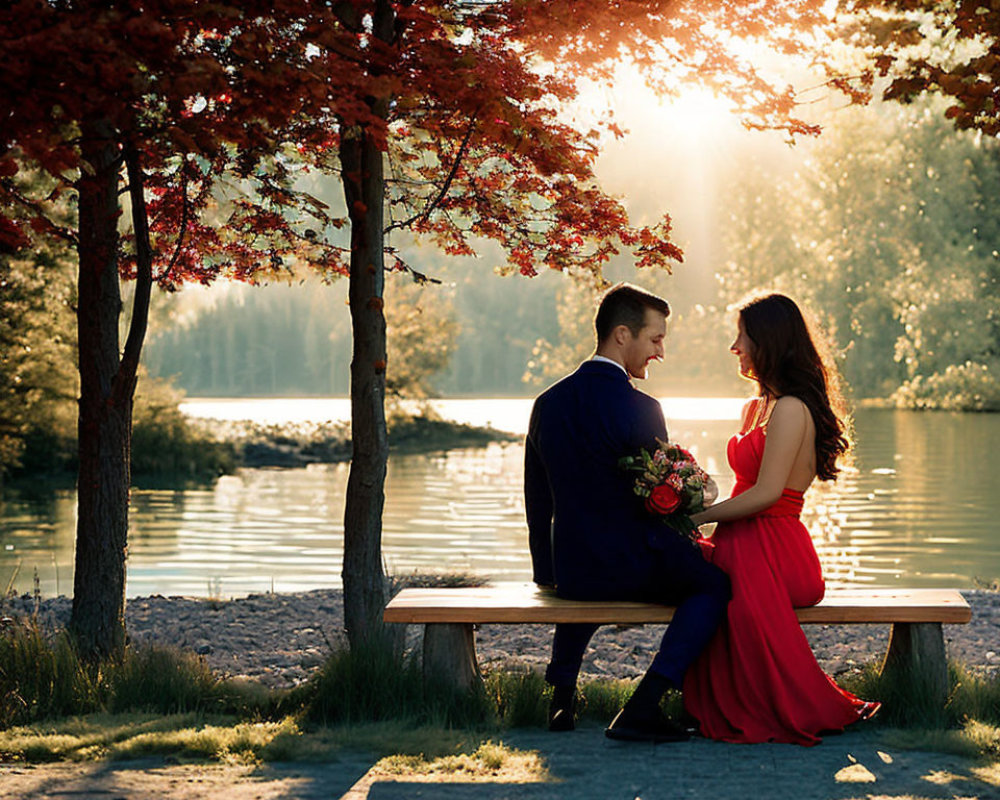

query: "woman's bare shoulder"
(774, 395), (808, 412)
(769, 395), (810, 430)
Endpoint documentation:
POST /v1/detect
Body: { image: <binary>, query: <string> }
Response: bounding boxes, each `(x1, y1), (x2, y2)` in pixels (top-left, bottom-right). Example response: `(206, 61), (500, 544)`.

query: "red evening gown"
(683, 425), (868, 745)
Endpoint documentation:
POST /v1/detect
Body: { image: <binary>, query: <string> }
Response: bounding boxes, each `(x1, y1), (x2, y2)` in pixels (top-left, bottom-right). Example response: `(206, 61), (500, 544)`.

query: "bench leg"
(422, 623), (482, 692)
(880, 622), (948, 708)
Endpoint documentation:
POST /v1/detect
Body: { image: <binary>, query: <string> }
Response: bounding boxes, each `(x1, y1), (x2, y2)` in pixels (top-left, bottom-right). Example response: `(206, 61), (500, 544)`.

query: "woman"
(683, 293), (878, 745)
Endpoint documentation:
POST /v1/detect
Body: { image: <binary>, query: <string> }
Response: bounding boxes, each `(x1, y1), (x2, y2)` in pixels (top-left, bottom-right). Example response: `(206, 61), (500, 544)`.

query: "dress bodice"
(726, 425), (804, 517)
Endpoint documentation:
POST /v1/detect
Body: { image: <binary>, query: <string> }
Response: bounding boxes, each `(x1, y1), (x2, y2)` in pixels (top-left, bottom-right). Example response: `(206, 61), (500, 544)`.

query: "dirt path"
(3, 727), (998, 800)
(0, 756), (374, 800)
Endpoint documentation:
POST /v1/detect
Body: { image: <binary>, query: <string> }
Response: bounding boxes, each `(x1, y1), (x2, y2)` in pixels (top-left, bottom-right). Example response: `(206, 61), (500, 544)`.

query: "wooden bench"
(383, 582), (972, 707)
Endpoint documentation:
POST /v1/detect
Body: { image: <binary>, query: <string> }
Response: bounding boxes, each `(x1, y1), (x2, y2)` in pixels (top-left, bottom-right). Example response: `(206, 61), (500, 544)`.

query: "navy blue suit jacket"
(525, 359), (675, 599)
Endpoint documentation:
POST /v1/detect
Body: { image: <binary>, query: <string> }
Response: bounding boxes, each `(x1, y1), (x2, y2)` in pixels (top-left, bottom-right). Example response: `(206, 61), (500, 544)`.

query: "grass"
(0, 618), (285, 731)
(834, 659), (1000, 765)
(0, 711), (548, 789)
(0, 713), (326, 763)
(877, 719), (1000, 760)
(483, 667), (639, 729)
(394, 571), (489, 589)
(841, 660), (1000, 731)
(0, 619), (103, 726)
(370, 740), (548, 783)
(3, 615), (1000, 768)
(304, 635), (493, 728)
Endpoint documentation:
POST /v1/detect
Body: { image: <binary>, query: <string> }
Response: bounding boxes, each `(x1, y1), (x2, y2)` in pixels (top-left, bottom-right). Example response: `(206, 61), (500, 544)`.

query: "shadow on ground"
(354, 726), (1000, 800)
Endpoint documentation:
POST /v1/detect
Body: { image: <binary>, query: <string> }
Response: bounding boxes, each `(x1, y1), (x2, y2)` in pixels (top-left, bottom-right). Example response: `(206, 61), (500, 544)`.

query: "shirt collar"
(591, 354), (628, 376)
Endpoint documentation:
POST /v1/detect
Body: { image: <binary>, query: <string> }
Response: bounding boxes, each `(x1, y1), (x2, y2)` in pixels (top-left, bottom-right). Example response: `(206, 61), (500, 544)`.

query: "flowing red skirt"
(683, 492), (866, 745)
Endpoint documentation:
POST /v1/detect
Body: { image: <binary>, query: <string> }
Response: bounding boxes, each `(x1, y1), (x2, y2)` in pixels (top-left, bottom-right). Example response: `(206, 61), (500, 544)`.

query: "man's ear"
(613, 324), (632, 346)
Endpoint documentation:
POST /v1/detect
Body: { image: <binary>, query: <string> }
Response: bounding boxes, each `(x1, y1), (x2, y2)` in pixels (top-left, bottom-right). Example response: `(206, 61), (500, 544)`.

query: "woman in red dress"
(683, 293), (879, 745)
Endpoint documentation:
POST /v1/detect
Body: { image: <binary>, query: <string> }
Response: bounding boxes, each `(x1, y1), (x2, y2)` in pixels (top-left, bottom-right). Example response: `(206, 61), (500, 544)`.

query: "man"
(524, 283), (730, 742)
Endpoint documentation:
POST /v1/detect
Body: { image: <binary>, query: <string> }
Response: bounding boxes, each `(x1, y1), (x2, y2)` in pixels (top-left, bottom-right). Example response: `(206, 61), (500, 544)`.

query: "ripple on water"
(3, 405), (999, 597)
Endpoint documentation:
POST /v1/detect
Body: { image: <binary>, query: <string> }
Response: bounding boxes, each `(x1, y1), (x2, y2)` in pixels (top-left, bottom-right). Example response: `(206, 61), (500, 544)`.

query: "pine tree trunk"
(70, 125), (129, 660)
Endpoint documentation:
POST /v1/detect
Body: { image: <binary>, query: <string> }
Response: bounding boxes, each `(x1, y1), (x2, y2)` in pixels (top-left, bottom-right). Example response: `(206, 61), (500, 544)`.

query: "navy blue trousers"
(544, 539), (730, 689)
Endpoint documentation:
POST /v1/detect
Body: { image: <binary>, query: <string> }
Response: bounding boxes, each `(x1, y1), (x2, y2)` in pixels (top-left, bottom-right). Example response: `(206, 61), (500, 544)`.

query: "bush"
(386, 412), (517, 453)
(6, 373), (236, 483)
(131, 377), (236, 479)
(892, 361), (1000, 412)
(12, 426), (76, 477)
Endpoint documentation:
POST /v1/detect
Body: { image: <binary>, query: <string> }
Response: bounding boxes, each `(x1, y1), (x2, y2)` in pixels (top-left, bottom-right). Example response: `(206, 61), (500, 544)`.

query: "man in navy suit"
(525, 283), (730, 741)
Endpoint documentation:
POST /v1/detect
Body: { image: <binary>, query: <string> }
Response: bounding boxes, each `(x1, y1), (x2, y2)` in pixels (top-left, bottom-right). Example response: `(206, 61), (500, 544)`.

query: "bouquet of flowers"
(619, 439), (718, 540)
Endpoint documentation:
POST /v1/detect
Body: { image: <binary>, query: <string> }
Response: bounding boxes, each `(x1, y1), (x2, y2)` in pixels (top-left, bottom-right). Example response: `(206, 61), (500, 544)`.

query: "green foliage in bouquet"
(619, 439), (716, 539)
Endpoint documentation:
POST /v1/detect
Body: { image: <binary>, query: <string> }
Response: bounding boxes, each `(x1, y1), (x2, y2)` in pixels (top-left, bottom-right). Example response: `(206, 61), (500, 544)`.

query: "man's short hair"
(594, 283), (670, 343)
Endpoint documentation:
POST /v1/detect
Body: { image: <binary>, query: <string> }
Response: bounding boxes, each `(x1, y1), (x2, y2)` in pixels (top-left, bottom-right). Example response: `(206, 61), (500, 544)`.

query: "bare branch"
(115, 142), (154, 404)
(385, 116), (477, 233)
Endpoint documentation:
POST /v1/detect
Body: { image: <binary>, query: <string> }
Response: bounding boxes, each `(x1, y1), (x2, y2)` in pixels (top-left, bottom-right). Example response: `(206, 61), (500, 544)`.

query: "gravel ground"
(2, 588), (997, 687)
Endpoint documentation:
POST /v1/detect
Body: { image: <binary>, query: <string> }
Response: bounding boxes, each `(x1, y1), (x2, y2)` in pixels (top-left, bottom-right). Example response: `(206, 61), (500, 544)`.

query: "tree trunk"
(70, 125), (129, 660)
(338, 0), (398, 650)
(70, 132), (154, 662)
(341, 126), (389, 649)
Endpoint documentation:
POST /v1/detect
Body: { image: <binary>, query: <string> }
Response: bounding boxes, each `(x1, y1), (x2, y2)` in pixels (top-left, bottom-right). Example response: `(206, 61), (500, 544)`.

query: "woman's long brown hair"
(739, 293), (849, 481)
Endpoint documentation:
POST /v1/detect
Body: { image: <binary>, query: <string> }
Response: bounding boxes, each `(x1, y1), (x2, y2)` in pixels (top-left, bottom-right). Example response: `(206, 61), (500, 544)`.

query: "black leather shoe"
(548, 685), (576, 732)
(677, 712), (703, 738)
(548, 704), (576, 732)
(605, 708), (691, 743)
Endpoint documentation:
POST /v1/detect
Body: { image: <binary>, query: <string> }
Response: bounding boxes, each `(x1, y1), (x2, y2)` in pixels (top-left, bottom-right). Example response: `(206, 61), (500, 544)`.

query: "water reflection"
(809, 409), (999, 588)
(1, 405), (997, 597)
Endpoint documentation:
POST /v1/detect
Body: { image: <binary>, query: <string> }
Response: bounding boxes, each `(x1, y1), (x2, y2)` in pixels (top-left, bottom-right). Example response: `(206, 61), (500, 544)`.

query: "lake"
(1, 398), (998, 598)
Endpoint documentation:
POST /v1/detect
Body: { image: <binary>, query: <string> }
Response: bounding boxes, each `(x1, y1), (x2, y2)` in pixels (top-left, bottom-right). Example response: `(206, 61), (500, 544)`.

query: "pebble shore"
(3, 589), (997, 688)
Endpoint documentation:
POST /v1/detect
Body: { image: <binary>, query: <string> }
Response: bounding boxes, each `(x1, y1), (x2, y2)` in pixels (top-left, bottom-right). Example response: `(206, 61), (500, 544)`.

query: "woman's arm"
(690, 396), (810, 525)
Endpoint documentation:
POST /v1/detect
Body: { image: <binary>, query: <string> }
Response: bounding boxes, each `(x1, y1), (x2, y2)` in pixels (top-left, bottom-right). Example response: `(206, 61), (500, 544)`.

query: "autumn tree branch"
(159, 168), (190, 284)
(0, 179), (79, 246)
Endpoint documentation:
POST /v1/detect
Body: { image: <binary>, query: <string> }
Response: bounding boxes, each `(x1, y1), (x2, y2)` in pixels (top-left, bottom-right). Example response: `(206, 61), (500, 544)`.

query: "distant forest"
(144, 264), (571, 398)
(143, 95), (1000, 408)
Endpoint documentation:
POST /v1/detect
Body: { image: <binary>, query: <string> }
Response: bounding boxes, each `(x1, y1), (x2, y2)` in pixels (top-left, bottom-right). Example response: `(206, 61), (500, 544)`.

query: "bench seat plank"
(384, 583), (971, 625)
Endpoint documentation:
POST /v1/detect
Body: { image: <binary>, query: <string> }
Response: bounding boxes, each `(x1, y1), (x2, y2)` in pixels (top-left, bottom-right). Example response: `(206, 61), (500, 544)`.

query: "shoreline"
(177, 413), (520, 470)
(3, 588), (997, 689)
(2, 412), (520, 485)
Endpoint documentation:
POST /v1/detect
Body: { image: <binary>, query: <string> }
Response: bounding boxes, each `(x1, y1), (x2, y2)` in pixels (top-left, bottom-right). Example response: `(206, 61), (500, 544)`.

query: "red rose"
(645, 483), (681, 515)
